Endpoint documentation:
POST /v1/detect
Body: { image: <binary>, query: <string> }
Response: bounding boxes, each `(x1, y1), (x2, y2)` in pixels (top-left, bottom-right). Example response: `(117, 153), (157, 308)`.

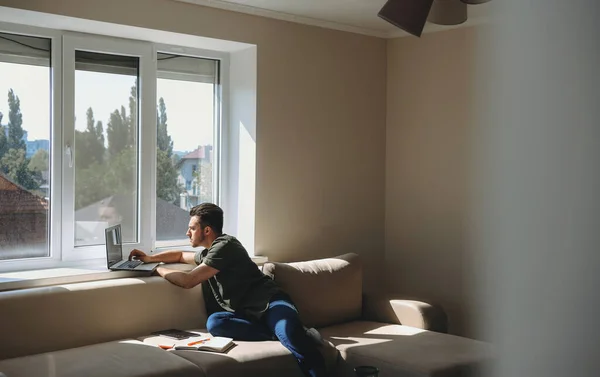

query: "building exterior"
(74, 195), (191, 246)
(1, 124), (49, 159)
(0, 173), (48, 259)
(26, 139), (50, 158)
(176, 145), (213, 210)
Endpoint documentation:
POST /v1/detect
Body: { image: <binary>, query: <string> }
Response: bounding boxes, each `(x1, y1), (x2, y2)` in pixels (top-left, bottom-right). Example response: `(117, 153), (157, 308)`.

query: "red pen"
(187, 338), (210, 346)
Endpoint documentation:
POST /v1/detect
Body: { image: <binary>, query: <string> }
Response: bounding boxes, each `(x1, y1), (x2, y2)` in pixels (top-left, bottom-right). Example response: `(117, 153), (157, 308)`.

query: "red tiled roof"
(181, 147), (205, 160)
(0, 174), (48, 214)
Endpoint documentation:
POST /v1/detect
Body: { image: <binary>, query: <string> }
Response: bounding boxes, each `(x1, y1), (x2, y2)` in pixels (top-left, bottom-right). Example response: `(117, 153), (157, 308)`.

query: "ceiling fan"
(378, 0), (491, 37)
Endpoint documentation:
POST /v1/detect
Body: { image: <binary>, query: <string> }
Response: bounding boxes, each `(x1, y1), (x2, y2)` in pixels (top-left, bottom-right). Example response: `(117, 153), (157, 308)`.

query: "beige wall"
(0, 0), (387, 290)
(385, 27), (482, 337)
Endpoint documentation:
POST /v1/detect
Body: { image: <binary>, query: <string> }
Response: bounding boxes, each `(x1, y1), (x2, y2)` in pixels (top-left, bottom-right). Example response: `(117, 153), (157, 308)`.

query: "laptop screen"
(105, 224), (123, 268)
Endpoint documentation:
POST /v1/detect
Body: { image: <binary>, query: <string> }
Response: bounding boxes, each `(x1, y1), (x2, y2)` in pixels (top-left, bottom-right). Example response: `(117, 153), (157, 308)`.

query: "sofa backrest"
(0, 277), (207, 360)
(262, 253), (362, 328)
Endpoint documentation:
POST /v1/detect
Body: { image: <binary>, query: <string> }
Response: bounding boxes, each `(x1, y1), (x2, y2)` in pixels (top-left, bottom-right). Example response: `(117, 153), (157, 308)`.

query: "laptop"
(104, 224), (159, 272)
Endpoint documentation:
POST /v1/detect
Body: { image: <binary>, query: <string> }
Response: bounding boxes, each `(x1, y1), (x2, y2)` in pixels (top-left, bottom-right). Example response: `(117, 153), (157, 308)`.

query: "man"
(129, 203), (328, 377)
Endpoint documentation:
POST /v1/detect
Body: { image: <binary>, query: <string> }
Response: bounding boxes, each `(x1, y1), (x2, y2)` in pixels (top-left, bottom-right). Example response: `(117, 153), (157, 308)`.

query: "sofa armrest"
(362, 294), (448, 333)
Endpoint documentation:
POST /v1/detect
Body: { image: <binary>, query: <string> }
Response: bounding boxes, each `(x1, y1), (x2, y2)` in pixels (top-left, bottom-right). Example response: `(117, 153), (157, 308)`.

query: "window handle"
(66, 143), (74, 168)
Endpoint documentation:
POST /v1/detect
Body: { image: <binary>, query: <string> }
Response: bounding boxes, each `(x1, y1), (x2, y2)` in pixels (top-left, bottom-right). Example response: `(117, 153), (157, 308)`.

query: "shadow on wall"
(384, 27), (484, 338)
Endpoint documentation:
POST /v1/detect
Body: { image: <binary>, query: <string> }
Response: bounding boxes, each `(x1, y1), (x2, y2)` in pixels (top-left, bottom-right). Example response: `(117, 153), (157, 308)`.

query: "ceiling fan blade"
(428, 0), (468, 26)
(378, 0), (435, 37)
(460, 0), (492, 4)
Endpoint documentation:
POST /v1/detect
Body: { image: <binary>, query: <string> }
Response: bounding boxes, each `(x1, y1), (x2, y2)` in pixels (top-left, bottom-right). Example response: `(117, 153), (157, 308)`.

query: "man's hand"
(129, 249), (152, 263)
(128, 249), (195, 264)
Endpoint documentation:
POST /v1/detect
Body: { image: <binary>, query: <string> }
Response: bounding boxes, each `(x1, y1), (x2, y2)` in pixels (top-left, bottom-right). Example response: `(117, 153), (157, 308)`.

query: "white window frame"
(0, 22), (232, 271)
(61, 33), (156, 261)
(0, 22), (62, 271)
(153, 44), (228, 249)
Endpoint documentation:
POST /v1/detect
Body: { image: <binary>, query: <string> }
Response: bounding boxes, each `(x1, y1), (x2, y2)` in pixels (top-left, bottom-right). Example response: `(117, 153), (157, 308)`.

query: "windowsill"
(0, 267), (136, 292)
(0, 256), (269, 292)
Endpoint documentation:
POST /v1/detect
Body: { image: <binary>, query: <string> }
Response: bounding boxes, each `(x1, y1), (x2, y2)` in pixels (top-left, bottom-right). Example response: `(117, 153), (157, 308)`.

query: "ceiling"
(174, 0), (492, 38)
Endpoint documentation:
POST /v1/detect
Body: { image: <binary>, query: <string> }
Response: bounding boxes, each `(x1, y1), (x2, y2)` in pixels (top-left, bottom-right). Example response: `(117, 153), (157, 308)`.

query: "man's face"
(186, 216), (205, 248)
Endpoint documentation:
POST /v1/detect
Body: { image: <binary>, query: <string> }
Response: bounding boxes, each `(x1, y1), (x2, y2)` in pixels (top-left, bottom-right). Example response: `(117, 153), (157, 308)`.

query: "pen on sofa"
(187, 338), (210, 346)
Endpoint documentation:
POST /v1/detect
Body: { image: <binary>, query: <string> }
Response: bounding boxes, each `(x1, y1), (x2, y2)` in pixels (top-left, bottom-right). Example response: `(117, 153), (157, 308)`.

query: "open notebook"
(142, 333), (235, 353)
(174, 335), (235, 352)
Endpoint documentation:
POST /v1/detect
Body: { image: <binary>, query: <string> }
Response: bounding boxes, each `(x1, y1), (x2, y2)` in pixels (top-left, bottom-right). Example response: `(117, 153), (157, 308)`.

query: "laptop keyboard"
(119, 260), (143, 269)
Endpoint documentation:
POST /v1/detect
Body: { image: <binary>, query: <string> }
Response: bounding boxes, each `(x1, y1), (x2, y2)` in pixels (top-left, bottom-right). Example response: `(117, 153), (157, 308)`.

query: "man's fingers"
(129, 249), (143, 261)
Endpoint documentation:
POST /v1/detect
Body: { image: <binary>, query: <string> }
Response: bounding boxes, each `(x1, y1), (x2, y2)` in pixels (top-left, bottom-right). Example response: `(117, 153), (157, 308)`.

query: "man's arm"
(129, 249), (196, 265)
(157, 263), (219, 289)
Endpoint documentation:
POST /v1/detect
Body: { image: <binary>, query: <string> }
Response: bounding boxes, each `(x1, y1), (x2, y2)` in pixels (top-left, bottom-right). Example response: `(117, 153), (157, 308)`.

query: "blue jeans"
(206, 293), (327, 377)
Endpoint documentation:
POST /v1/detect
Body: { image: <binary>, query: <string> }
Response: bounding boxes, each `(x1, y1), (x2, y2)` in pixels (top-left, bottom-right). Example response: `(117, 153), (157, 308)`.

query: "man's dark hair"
(189, 203), (223, 234)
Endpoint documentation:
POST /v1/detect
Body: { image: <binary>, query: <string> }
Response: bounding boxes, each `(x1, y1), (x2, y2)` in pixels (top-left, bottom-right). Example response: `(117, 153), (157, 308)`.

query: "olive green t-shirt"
(194, 234), (281, 320)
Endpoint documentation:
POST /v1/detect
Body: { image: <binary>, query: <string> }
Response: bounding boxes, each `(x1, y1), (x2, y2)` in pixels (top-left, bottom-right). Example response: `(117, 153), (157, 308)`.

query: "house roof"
(181, 147), (205, 160)
(0, 173), (48, 214)
(75, 194), (190, 240)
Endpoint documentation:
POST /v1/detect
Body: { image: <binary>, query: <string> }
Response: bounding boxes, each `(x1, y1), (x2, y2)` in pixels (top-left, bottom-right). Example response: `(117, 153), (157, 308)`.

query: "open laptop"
(105, 224), (159, 272)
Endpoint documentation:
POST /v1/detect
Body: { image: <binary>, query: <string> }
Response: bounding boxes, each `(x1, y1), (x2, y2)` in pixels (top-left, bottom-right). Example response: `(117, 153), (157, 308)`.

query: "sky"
(0, 61), (214, 153)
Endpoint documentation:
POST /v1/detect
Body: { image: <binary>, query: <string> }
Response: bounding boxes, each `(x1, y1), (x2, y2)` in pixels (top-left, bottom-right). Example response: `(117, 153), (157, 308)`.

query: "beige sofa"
(0, 253), (491, 377)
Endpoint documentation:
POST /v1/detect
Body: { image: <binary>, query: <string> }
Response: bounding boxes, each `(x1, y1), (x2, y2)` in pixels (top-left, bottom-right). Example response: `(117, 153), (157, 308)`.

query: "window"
(73, 51), (140, 246)
(155, 52), (219, 247)
(61, 34), (154, 261)
(0, 23), (229, 271)
(0, 32), (51, 260)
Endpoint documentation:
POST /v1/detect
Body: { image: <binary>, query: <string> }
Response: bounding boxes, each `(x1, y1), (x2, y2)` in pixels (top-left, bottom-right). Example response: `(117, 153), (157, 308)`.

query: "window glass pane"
(0, 33), (51, 260)
(74, 51), (139, 246)
(155, 54), (217, 246)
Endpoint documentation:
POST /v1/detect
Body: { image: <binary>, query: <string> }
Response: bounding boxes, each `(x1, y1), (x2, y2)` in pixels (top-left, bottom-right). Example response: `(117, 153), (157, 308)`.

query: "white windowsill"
(0, 256), (269, 292)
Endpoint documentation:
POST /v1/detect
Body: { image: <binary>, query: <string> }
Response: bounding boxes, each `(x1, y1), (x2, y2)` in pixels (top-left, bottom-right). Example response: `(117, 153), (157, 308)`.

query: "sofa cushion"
(0, 277), (206, 360)
(172, 340), (305, 377)
(0, 340), (203, 377)
(320, 321), (492, 377)
(262, 253), (362, 328)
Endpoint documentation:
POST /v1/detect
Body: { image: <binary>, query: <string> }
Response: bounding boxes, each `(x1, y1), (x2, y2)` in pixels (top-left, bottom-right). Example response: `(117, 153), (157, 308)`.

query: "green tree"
(156, 149), (181, 203)
(1, 148), (39, 189)
(28, 149), (49, 173)
(0, 112), (5, 158)
(95, 120), (105, 149)
(74, 108), (105, 171)
(128, 85), (137, 148)
(0, 122), (7, 160)
(155, 96), (180, 203)
(106, 106), (129, 156)
(77, 94), (132, 208)
(74, 148), (137, 210)
(74, 161), (106, 210)
(172, 154), (181, 166)
(0, 91), (39, 190)
(85, 108), (105, 165)
(74, 130), (90, 170)
(102, 148), (136, 196)
(74, 86), (182, 209)
(157, 97), (173, 156)
(7, 89), (25, 151)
